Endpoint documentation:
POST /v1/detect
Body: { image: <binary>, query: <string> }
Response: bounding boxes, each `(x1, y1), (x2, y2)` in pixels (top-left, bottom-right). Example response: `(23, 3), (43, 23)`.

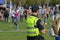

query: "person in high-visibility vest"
(26, 4), (46, 40)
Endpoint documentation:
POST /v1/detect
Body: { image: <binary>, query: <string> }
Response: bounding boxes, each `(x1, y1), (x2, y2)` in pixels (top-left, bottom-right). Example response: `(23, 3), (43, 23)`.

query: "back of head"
(31, 4), (39, 13)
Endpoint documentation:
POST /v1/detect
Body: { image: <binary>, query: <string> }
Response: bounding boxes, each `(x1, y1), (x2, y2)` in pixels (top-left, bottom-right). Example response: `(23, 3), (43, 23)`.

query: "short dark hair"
(31, 4), (39, 13)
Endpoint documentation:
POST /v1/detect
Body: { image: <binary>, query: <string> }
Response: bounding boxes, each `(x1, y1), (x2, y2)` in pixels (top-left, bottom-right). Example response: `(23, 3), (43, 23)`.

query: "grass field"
(0, 17), (55, 40)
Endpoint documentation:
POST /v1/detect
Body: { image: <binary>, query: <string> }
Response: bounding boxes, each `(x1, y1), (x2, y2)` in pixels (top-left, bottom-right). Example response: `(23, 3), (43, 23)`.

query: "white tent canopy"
(0, 5), (6, 7)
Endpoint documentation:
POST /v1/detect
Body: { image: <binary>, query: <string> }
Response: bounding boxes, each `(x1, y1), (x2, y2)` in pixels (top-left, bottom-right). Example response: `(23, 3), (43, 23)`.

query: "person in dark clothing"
(24, 10), (27, 20)
(53, 7), (57, 20)
(24, 6), (31, 20)
(4, 10), (9, 23)
(26, 4), (46, 40)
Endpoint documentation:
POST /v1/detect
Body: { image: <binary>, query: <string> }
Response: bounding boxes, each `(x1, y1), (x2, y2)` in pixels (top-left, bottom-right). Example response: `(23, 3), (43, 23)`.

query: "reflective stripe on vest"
(27, 31), (36, 34)
(27, 27), (35, 29)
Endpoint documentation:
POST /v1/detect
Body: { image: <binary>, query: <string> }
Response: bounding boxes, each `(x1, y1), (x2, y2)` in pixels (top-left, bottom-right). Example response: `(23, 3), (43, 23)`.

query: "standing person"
(41, 8), (47, 25)
(24, 6), (31, 20)
(4, 9), (9, 23)
(20, 7), (24, 22)
(41, 8), (45, 18)
(11, 9), (15, 23)
(52, 7), (57, 21)
(43, 13), (47, 25)
(14, 10), (19, 31)
(24, 9), (27, 20)
(50, 7), (54, 21)
(26, 4), (46, 40)
(1, 9), (4, 22)
(54, 7), (57, 20)
(0, 10), (1, 22)
(45, 8), (49, 19)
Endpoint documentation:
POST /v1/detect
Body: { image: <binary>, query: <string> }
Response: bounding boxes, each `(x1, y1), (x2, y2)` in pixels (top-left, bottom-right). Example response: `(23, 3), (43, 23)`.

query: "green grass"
(0, 17), (55, 40)
(0, 32), (26, 40)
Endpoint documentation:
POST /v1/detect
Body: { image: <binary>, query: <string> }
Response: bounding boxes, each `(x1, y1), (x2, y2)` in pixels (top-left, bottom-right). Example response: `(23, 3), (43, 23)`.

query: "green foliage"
(7, 0), (60, 6)
(25, 0), (41, 5)
(49, 0), (60, 6)
(7, 0), (41, 6)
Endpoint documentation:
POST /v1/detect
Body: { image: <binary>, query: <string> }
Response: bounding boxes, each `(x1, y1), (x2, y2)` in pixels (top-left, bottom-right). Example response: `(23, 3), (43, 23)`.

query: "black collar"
(31, 14), (38, 17)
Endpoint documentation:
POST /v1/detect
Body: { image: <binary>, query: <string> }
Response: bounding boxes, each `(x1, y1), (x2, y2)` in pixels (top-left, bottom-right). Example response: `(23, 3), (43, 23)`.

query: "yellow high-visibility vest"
(26, 16), (41, 37)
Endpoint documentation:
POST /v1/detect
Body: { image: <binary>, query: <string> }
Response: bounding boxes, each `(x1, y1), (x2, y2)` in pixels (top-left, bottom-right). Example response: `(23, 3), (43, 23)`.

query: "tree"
(25, 0), (41, 6)
(49, 0), (60, 6)
(7, 0), (10, 4)
(7, 0), (60, 6)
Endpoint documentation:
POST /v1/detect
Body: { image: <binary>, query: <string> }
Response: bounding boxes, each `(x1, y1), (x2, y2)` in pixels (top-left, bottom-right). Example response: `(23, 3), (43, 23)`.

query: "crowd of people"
(0, 8), (9, 22)
(0, 4), (60, 40)
(0, 5), (57, 24)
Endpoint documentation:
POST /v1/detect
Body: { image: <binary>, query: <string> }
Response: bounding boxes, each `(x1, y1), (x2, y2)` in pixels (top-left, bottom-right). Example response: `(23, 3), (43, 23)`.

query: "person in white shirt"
(11, 9), (15, 22)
